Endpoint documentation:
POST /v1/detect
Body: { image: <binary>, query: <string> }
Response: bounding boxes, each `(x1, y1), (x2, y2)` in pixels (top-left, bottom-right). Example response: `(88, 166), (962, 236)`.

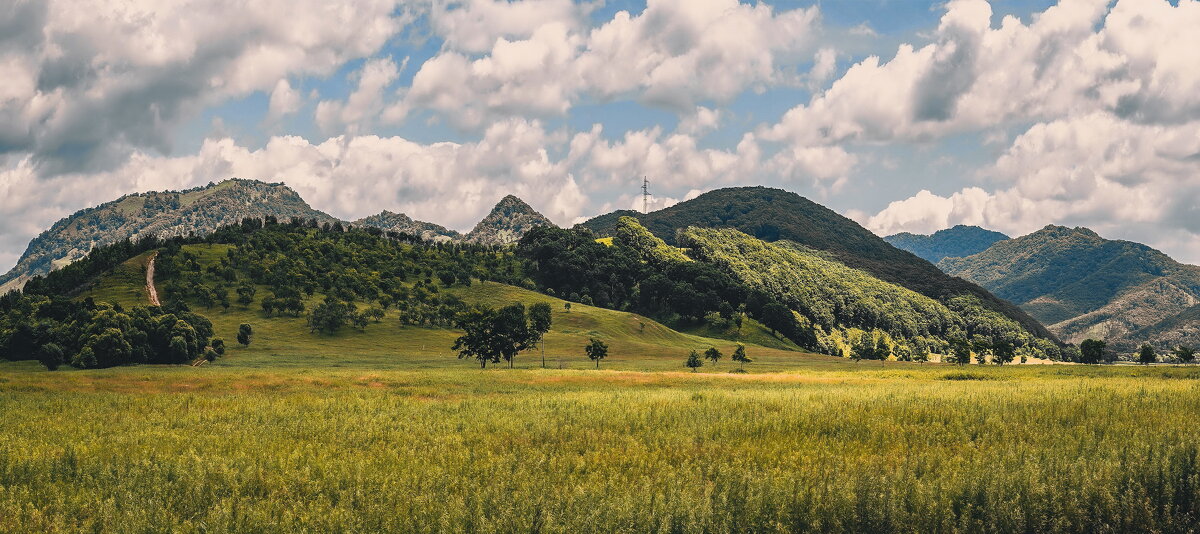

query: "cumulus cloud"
(315, 58), (402, 135)
(0, 0), (413, 173)
(429, 0), (592, 54)
(404, 0), (820, 129)
(866, 112), (1200, 261)
(763, 0), (1200, 146)
(267, 79), (303, 121)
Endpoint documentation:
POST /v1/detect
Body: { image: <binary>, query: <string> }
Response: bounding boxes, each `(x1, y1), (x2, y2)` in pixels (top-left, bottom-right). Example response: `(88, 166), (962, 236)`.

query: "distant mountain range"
(352, 211), (461, 242)
(885, 225), (1009, 264)
(0, 179), (338, 294)
(0, 180), (558, 293)
(577, 186), (1054, 341)
(938, 225), (1200, 351)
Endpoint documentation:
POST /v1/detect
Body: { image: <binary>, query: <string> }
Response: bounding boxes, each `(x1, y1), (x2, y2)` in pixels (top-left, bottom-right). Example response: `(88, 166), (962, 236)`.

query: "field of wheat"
(3, 362), (1200, 532)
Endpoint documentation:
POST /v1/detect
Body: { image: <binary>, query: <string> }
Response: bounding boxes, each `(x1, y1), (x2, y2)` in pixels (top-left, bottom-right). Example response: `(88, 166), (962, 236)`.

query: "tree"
(585, 337), (608, 369)
(686, 350), (703, 372)
(1079, 339), (1106, 364)
(452, 303), (533, 369)
(169, 335), (190, 362)
(731, 343), (751, 371)
(529, 302), (553, 368)
(1174, 345), (1196, 364)
(949, 338), (971, 365)
(564, 302), (571, 313)
(309, 297), (351, 335)
(237, 323), (253, 346)
(204, 347), (219, 362)
(704, 347), (723, 366)
(236, 284), (256, 307)
(211, 338), (225, 356)
(37, 342), (64, 371)
(760, 302), (794, 337)
(1138, 343), (1156, 365)
(992, 340), (1016, 365)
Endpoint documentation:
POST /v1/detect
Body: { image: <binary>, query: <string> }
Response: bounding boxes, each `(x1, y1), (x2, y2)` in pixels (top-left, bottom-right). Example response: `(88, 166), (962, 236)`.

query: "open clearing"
(3, 358), (1200, 532)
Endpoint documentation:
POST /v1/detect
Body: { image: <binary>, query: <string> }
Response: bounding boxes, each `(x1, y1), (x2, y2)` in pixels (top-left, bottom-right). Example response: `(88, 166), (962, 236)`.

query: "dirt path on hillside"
(146, 252), (160, 306)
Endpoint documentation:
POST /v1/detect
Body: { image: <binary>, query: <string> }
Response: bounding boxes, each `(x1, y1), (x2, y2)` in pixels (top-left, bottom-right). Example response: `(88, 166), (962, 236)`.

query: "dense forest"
(680, 228), (1063, 361)
(578, 186), (1055, 341)
(2, 213), (1069, 368)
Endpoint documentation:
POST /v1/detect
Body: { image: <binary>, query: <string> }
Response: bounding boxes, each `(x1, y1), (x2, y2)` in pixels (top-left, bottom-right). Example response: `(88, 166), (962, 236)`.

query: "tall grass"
(2, 366), (1200, 532)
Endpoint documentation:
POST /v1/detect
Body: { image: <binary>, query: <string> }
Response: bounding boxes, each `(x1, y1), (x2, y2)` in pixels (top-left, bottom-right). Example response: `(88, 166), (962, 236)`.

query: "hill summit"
(0, 179), (337, 294)
(939, 224), (1200, 350)
(464, 195), (556, 245)
(577, 186), (1054, 341)
(353, 211), (461, 242)
(885, 225), (1009, 263)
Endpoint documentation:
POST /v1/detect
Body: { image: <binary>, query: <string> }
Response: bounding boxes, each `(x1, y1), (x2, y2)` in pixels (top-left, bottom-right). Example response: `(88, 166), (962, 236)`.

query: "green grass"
(6, 245), (1199, 531)
(3, 363), (1200, 532)
(81, 250), (153, 307)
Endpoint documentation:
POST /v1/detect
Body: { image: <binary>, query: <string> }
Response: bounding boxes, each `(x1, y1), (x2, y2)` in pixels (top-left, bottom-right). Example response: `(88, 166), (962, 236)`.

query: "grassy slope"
(79, 250), (154, 305)
(77, 244), (819, 372)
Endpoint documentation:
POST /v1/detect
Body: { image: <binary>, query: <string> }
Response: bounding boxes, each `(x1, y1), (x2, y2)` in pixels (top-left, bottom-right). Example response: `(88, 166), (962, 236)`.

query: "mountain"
(939, 225), (1200, 350)
(463, 195), (556, 245)
(680, 227), (1059, 359)
(0, 179), (337, 294)
(577, 186), (1055, 341)
(885, 225), (1009, 264)
(353, 211), (460, 242)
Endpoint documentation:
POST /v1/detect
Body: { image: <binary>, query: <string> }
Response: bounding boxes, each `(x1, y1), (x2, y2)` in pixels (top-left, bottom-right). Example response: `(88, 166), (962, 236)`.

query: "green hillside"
(681, 227), (1060, 360)
(577, 187), (1054, 342)
(885, 225), (1009, 263)
(940, 225), (1200, 350)
(78, 243), (813, 371)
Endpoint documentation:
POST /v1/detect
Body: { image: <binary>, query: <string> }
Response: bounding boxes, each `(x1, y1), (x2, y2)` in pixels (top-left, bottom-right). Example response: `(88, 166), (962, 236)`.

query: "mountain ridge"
(939, 224), (1200, 350)
(0, 179), (339, 294)
(885, 225), (1010, 264)
(577, 186), (1056, 342)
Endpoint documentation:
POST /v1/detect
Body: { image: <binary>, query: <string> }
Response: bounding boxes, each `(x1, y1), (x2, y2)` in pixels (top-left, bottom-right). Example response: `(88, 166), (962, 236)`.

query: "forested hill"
(0, 179), (338, 294)
(885, 225), (1009, 263)
(464, 195), (556, 245)
(939, 225), (1200, 350)
(353, 211), (461, 242)
(577, 187), (1054, 341)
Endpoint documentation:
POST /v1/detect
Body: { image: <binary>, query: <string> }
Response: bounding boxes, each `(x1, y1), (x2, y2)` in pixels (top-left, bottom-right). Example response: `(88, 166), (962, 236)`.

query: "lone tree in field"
(1175, 346), (1196, 364)
(452, 303), (533, 369)
(529, 302), (553, 368)
(731, 343), (751, 371)
(1080, 339), (1106, 364)
(564, 302), (572, 313)
(237, 324), (253, 347)
(1138, 343), (1157, 365)
(704, 347), (723, 366)
(585, 337), (608, 369)
(686, 350), (703, 372)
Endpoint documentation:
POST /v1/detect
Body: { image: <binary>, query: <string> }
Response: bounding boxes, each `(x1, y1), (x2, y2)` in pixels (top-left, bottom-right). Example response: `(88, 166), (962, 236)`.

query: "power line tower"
(641, 176), (650, 214)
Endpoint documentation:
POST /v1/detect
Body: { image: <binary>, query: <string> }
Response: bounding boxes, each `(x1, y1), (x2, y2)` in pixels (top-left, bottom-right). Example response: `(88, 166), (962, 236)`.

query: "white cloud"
(430, 0), (591, 54)
(315, 57), (401, 135)
(866, 112), (1200, 262)
(403, 0), (821, 129)
(267, 79), (302, 121)
(0, 0), (413, 173)
(764, 0), (1200, 147)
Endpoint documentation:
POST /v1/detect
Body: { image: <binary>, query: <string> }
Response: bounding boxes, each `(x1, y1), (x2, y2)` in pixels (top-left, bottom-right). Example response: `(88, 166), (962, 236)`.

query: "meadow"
(3, 244), (1200, 532)
(3, 358), (1200, 532)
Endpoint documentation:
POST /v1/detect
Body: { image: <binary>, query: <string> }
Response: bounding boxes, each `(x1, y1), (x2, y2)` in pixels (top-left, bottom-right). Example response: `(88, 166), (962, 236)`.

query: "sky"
(1, 0), (1199, 270)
